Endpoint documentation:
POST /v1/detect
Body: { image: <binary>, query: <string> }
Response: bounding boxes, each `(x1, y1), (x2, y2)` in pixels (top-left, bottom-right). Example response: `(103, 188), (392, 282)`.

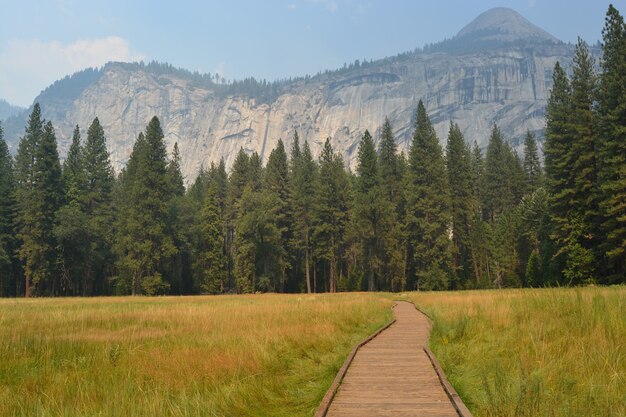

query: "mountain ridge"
(2, 8), (596, 180)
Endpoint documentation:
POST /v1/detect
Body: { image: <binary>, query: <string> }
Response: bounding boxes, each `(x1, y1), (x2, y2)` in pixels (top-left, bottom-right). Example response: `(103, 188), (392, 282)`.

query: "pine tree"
(378, 118), (401, 204)
(15, 108), (63, 296)
(83, 117), (115, 294)
(113, 117), (175, 295)
(167, 142), (185, 197)
(509, 146), (527, 204)
(517, 187), (550, 286)
(62, 126), (86, 203)
(544, 62), (574, 278)
(568, 38), (600, 282)
(377, 118), (405, 291)
(233, 184), (281, 293)
(226, 148), (251, 287)
(196, 181), (228, 293)
(264, 139), (291, 291)
(291, 140), (317, 293)
(406, 101), (451, 290)
(164, 142), (189, 294)
(354, 130), (392, 291)
(522, 131), (543, 193)
(468, 142), (490, 287)
(446, 122), (473, 287)
(597, 5), (626, 280)
(314, 138), (350, 292)
(0, 123), (17, 296)
(55, 124), (88, 294)
(484, 124), (515, 221)
(14, 105), (41, 297)
(248, 152), (263, 191)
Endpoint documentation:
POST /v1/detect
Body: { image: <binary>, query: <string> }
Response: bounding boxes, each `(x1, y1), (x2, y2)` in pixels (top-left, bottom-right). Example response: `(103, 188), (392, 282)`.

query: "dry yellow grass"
(0, 293), (392, 417)
(2, 288), (623, 416)
(404, 287), (626, 417)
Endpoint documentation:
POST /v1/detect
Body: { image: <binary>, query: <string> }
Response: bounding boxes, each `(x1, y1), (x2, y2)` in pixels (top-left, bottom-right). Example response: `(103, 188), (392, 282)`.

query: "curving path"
(319, 301), (470, 417)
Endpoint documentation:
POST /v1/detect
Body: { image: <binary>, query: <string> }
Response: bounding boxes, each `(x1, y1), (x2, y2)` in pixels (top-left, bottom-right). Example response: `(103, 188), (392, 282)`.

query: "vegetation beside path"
(2, 288), (623, 416)
(408, 287), (626, 417)
(0, 294), (392, 417)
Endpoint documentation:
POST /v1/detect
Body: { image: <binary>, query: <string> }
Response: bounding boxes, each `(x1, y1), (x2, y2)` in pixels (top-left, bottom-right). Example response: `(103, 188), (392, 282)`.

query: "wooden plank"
(316, 301), (473, 417)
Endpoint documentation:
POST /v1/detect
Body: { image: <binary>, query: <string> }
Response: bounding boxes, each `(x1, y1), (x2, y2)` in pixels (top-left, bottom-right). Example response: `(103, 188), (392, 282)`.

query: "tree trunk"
(305, 230), (311, 293)
(25, 271), (30, 298)
(330, 255), (336, 293)
(368, 242), (375, 291)
(131, 271), (137, 296)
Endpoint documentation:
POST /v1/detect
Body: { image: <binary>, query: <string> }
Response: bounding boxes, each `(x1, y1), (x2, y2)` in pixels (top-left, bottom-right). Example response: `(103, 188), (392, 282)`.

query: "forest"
(0, 6), (624, 297)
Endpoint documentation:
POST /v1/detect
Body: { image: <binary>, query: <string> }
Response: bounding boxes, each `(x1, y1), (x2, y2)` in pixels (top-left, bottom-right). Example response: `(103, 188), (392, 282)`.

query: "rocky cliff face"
(3, 8), (590, 181)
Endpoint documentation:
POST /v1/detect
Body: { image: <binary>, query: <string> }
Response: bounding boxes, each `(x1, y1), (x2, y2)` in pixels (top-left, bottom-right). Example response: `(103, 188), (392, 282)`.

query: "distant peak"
(456, 7), (560, 44)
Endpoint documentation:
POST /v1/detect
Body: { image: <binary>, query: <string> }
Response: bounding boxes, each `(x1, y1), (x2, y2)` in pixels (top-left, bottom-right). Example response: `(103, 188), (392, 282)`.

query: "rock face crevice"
(3, 8), (593, 181)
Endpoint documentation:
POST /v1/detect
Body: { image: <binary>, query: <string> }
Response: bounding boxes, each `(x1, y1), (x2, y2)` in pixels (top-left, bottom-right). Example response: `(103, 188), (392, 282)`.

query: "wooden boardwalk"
(321, 301), (467, 417)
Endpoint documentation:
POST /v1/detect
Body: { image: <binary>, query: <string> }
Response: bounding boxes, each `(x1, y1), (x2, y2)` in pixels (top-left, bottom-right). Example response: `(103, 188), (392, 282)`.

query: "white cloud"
(305, 0), (339, 13)
(0, 36), (145, 107)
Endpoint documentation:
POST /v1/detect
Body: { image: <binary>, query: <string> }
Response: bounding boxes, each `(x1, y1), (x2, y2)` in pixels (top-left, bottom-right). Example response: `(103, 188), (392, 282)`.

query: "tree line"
(0, 5), (624, 296)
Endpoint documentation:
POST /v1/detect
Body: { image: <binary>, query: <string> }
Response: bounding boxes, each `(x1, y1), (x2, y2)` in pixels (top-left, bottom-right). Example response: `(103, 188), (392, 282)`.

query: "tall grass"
(406, 287), (626, 417)
(0, 294), (392, 416)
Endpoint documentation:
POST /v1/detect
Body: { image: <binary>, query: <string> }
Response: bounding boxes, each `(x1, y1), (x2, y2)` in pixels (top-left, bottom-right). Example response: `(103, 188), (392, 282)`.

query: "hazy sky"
(0, 0), (620, 107)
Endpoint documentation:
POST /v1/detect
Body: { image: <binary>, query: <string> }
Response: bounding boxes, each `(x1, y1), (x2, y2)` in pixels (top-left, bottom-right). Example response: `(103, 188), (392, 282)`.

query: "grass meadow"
(408, 287), (626, 417)
(0, 288), (624, 416)
(0, 294), (392, 416)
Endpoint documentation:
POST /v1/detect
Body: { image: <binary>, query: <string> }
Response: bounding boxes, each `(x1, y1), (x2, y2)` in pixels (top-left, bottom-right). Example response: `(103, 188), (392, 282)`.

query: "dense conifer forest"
(0, 5), (624, 296)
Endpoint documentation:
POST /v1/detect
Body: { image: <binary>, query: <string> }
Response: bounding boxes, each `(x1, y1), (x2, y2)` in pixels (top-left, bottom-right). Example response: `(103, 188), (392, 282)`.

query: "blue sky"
(0, 0), (619, 107)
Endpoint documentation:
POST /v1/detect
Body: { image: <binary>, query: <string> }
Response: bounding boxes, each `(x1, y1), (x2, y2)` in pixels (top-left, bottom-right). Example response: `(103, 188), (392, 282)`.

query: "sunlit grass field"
(407, 287), (626, 417)
(1, 288), (624, 417)
(0, 294), (392, 417)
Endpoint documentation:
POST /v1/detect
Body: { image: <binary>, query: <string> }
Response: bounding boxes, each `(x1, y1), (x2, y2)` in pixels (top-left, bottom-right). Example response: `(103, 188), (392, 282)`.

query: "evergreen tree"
(377, 119), (406, 291)
(264, 139), (291, 291)
(522, 131), (543, 193)
(233, 184), (281, 293)
(378, 118), (401, 204)
(484, 124), (515, 221)
(226, 148), (251, 287)
(406, 101), (451, 290)
(314, 138), (350, 292)
(15, 108), (63, 296)
(597, 5), (626, 280)
(468, 142), (490, 287)
(113, 117), (175, 295)
(291, 140), (317, 293)
(354, 130), (392, 291)
(568, 38), (600, 283)
(62, 126), (85, 203)
(164, 142), (189, 294)
(517, 187), (550, 286)
(195, 181), (228, 293)
(446, 122), (473, 287)
(55, 124), (88, 294)
(509, 146), (527, 204)
(83, 117), (115, 294)
(14, 105), (41, 296)
(167, 142), (185, 197)
(0, 123), (17, 296)
(544, 62), (574, 279)
(248, 152), (263, 191)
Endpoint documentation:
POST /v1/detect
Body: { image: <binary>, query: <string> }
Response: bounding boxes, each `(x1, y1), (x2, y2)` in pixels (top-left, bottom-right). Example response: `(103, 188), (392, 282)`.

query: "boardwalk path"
(321, 301), (468, 417)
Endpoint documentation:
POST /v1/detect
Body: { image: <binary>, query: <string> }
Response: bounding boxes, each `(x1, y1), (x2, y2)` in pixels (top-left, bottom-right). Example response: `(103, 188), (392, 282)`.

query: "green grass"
(0, 294), (392, 417)
(406, 287), (626, 417)
(2, 288), (624, 416)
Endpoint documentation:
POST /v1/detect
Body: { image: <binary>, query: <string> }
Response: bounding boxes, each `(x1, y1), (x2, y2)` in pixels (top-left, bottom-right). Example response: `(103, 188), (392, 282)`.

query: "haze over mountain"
(0, 99), (24, 121)
(2, 7), (594, 180)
